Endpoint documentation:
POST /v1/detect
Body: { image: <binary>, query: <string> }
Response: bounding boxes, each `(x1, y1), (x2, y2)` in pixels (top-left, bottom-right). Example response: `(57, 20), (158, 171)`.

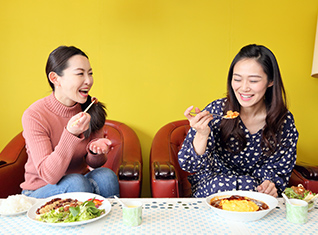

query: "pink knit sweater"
(21, 93), (107, 191)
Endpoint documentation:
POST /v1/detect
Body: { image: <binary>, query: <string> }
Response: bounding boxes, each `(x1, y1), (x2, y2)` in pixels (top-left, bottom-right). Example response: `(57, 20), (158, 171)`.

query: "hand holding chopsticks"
(71, 98), (97, 127)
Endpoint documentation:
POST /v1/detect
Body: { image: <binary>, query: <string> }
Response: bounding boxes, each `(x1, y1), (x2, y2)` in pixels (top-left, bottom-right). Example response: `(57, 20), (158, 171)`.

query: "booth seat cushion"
(288, 162), (318, 193)
(0, 120), (142, 198)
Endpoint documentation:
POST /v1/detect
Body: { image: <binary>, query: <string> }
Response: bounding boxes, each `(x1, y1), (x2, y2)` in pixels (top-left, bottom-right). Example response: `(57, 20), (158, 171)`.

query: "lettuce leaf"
(37, 198), (105, 223)
(284, 187), (303, 199)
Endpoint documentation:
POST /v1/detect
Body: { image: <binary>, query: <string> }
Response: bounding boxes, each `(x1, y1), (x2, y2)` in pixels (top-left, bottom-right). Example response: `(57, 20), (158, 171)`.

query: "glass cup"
(286, 199), (308, 224)
(122, 200), (142, 226)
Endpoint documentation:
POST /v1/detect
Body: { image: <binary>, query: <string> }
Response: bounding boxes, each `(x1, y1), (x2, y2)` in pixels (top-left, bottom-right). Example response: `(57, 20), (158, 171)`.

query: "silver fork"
(189, 112), (238, 120)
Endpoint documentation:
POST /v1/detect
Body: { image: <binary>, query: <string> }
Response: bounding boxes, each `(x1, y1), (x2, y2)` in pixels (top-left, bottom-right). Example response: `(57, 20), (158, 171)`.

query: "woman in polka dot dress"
(178, 44), (298, 198)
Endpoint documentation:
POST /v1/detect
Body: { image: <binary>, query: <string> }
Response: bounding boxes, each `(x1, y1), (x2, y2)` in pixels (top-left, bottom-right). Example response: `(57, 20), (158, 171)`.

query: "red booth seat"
(288, 162), (318, 193)
(0, 120), (142, 198)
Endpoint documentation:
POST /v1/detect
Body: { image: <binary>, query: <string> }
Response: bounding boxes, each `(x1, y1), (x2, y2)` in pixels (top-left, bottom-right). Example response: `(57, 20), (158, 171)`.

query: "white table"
(0, 198), (317, 235)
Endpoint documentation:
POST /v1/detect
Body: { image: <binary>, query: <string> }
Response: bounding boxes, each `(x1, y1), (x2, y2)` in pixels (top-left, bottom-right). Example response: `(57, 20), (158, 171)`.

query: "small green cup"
(122, 201), (142, 227)
(286, 199), (308, 224)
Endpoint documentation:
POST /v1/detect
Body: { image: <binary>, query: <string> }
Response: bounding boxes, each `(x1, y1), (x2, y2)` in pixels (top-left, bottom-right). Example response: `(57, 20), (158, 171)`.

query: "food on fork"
(210, 195), (269, 212)
(224, 110), (239, 119)
(35, 197), (105, 223)
(189, 109), (239, 119)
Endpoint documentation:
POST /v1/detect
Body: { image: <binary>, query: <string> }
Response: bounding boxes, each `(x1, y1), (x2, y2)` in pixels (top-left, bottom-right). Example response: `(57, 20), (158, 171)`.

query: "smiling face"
(50, 55), (93, 106)
(231, 58), (273, 110)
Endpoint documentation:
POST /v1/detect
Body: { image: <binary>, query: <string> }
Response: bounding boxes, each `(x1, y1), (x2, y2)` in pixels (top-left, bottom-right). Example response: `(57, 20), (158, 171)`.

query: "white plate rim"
(0, 196), (38, 216)
(27, 192), (111, 226)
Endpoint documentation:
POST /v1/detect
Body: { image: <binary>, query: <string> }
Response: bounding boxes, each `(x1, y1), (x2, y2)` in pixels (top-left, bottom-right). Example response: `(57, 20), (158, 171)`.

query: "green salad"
(284, 185), (316, 200)
(36, 199), (105, 223)
(284, 184), (317, 210)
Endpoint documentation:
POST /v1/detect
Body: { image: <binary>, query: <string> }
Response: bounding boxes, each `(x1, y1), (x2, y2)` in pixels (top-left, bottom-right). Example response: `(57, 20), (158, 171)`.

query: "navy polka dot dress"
(178, 98), (299, 198)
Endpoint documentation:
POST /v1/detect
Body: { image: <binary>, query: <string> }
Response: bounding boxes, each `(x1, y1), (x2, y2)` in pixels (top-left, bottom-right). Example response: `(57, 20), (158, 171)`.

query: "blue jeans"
(22, 168), (119, 199)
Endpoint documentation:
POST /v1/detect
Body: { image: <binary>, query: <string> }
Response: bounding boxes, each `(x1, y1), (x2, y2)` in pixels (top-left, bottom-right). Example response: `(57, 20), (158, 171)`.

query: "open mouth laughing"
(240, 93), (253, 101)
(79, 89), (89, 97)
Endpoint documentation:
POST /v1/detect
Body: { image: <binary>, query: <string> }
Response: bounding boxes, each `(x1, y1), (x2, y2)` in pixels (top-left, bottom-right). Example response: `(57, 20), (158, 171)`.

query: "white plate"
(27, 192), (111, 226)
(205, 190), (278, 222)
(0, 196), (38, 216)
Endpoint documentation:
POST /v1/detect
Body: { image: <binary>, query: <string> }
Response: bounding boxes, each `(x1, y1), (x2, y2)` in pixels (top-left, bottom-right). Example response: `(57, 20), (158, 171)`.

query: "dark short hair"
(45, 46), (88, 91)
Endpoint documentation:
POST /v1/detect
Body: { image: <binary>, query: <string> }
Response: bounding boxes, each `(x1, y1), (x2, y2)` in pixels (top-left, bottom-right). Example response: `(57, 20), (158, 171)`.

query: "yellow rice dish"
(220, 199), (259, 212)
(210, 195), (269, 212)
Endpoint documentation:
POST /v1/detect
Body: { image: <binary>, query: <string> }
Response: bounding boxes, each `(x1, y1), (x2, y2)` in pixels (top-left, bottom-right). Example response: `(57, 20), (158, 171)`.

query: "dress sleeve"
(178, 127), (215, 173)
(85, 129), (107, 168)
(178, 100), (222, 173)
(252, 112), (299, 194)
(22, 109), (84, 185)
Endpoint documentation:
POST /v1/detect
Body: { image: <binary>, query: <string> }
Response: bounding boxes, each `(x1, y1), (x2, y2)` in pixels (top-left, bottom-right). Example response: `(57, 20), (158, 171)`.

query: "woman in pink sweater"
(21, 46), (119, 198)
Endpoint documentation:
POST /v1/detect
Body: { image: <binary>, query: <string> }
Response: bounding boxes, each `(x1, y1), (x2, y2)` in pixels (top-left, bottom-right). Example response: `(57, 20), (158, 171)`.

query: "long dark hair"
(46, 46), (107, 138)
(220, 44), (287, 155)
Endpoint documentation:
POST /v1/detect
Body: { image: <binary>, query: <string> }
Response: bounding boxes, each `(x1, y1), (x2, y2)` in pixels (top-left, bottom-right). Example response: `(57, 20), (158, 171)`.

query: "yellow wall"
(1, 0), (318, 197)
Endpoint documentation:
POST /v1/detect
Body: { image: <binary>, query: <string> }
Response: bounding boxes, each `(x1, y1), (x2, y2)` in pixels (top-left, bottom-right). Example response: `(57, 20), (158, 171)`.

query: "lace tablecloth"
(1, 198), (317, 235)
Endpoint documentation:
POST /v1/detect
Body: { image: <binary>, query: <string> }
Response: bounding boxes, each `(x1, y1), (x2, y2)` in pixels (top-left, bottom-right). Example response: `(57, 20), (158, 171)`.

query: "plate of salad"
(27, 192), (111, 226)
(284, 184), (318, 211)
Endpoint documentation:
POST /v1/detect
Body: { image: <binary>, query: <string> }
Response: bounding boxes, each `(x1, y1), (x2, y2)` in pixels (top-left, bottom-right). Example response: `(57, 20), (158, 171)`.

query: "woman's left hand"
(257, 180), (278, 197)
(89, 138), (112, 155)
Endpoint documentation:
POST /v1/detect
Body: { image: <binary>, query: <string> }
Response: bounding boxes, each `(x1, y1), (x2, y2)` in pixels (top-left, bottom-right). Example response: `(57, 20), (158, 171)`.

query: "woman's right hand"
(67, 112), (91, 136)
(184, 106), (213, 138)
(184, 106), (213, 155)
